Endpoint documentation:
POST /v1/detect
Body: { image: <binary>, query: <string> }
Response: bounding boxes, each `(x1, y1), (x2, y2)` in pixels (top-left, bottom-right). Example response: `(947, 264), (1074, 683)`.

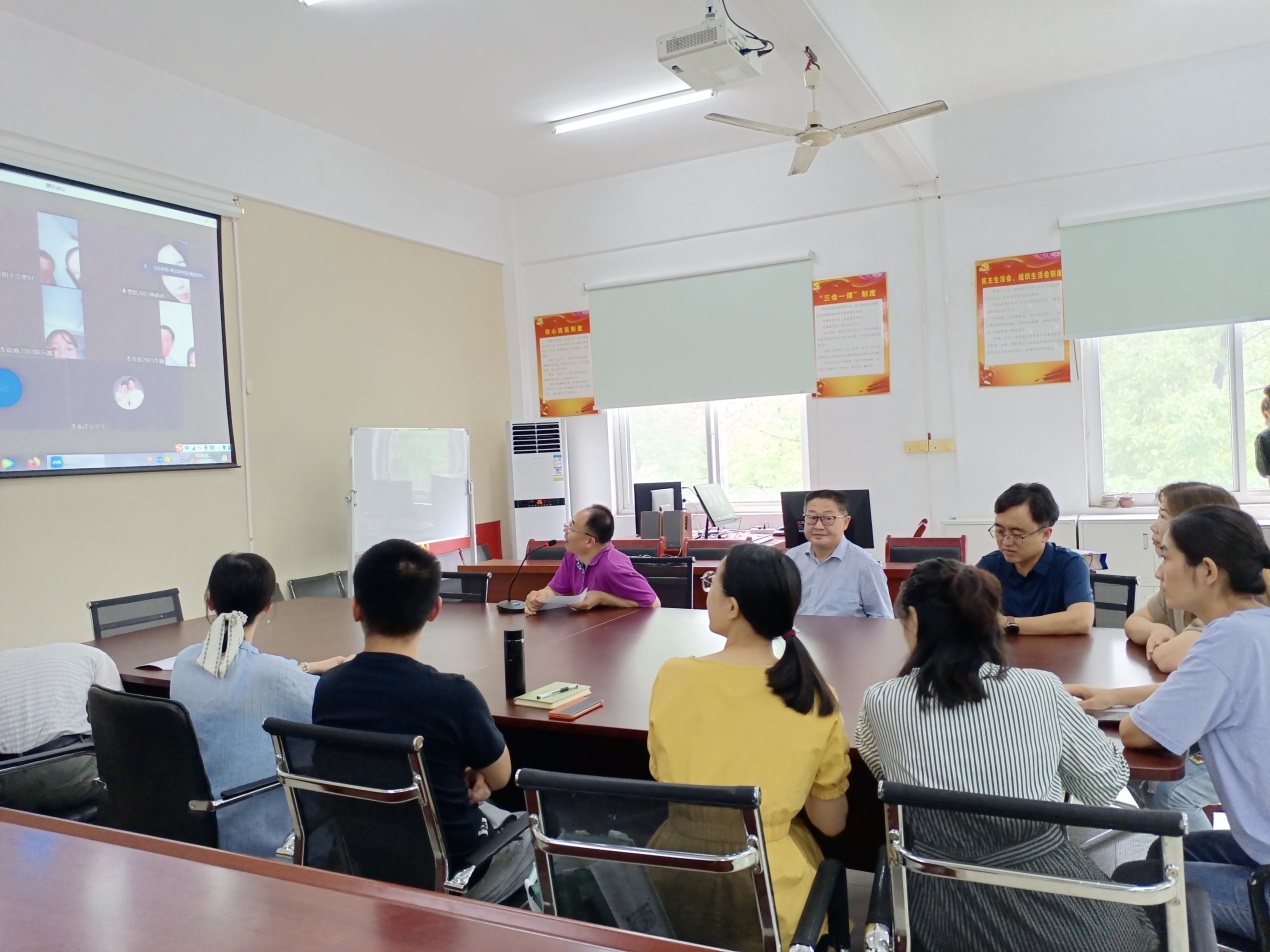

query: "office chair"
(336, 570), (349, 596)
(611, 538), (665, 556)
(684, 538), (748, 561)
(1092, 573), (1138, 627)
(517, 768), (850, 952)
(263, 718), (529, 902)
(0, 740), (99, 823)
(86, 686), (278, 847)
(87, 588), (183, 639)
(883, 535), (967, 563)
(628, 556), (694, 609)
(434, 550), (463, 572)
(288, 573), (344, 600)
(864, 781), (1215, 952)
(526, 539), (566, 560)
(273, 582), (286, 603)
(439, 571), (491, 603)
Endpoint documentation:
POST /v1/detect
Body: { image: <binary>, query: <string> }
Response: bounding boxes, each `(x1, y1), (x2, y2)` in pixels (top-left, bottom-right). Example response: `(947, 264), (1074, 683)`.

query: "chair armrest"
(445, 813), (531, 892)
(1250, 865), (1270, 952)
(0, 741), (95, 777)
(188, 776), (280, 813)
(865, 847), (893, 951)
(791, 859), (849, 952)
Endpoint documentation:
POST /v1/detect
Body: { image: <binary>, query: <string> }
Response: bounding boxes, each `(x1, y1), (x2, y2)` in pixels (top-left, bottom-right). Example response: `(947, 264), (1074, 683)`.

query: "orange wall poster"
(976, 251), (1071, 387)
(535, 311), (597, 417)
(812, 273), (890, 397)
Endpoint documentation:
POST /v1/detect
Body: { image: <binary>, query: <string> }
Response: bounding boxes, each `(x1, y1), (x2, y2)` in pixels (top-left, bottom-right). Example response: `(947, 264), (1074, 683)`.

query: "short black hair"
(993, 482), (1059, 528)
(353, 539), (441, 636)
(583, 504), (615, 544)
(206, 552), (276, 625)
(160, 324), (174, 337)
(804, 490), (850, 515)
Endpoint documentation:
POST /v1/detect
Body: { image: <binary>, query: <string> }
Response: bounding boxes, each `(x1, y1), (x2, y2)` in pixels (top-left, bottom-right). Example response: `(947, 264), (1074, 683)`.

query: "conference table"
(92, 598), (1180, 871)
(459, 559), (920, 610)
(0, 808), (700, 952)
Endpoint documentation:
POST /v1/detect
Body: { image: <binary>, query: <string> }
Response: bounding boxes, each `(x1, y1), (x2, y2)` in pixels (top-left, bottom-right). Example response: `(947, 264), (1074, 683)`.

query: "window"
(615, 394), (806, 511)
(1086, 321), (1270, 501)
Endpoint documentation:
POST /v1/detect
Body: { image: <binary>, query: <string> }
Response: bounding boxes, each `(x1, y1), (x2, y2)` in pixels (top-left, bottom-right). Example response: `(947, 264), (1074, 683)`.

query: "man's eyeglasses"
(563, 522), (595, 540)
(989, 525), (1047, 544)
(803, 514), (840, 527)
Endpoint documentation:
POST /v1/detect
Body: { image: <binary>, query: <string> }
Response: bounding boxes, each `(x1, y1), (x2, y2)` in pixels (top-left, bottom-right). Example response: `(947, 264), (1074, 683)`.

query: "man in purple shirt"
(524, 504), (660, 613)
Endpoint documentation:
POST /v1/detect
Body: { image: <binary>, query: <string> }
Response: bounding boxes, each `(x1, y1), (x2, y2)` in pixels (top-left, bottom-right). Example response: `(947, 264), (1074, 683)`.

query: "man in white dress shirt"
(0, 643), (122, 813)
(784, 489), (892, 618)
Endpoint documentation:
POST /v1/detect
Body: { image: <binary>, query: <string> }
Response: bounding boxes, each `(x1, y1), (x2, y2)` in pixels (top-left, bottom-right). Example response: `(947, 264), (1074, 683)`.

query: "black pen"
(534, 683), (580, 700)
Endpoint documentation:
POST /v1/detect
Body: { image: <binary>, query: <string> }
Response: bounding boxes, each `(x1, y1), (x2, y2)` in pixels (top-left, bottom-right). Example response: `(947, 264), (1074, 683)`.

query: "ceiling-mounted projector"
(657, 10), (763, 91)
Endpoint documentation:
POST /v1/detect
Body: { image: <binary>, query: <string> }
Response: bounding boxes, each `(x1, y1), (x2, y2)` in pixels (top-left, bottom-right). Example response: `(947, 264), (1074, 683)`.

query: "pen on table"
(534, 683), (580, 700)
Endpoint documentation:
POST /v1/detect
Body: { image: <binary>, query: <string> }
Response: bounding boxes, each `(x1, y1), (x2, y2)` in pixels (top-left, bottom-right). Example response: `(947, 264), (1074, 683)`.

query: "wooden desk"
(93, 604), (1181, 871)
(460, 558), (721, 609)
(0, 808), (700, 952)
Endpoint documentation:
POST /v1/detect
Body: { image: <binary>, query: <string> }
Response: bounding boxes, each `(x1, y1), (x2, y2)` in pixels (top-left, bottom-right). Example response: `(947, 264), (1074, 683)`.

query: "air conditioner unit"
(508, 421), (570, 560)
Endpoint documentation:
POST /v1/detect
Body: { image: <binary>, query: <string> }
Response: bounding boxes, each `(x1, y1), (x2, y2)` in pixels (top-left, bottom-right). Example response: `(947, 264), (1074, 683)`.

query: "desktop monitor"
(693, 483), (741, 535)
(780, 490), (875, 549)
(633, 481), (683, 523)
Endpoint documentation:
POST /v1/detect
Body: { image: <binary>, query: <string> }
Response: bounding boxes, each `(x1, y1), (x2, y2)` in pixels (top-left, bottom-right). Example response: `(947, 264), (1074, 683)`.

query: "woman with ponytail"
(856, 559), (1156, 952)
(646, 543), (849, 951)
(170, 553), (349, 858)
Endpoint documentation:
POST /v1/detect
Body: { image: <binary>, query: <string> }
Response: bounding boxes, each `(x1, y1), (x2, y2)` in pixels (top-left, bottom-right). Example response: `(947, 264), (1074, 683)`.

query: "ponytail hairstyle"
(206, 552), (277, 626)
(718, 544), (837, 716)
(896, 559), (1007, 710)
(1261, 385), (1270, 418)
(1167, 505), (1270, 597)
(1157, 481), (1238, 516)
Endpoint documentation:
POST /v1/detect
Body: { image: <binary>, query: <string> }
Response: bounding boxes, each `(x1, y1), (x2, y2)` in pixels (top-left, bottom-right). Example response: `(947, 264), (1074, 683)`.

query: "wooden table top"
(0, 808), (702, 952)
(95, 601), (1179, 779)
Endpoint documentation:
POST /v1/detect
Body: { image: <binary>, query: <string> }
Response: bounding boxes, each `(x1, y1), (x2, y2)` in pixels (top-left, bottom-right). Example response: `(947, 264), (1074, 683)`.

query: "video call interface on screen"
(0, 163), (235, 476)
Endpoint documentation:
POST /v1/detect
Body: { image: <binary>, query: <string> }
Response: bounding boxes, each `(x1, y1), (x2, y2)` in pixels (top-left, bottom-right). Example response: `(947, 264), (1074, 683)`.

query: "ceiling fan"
(705, 48), (948, 176)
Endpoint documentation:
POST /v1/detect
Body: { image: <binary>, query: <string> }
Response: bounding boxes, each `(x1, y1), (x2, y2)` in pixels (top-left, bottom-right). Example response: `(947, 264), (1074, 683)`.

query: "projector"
(657, 15), (763, 91)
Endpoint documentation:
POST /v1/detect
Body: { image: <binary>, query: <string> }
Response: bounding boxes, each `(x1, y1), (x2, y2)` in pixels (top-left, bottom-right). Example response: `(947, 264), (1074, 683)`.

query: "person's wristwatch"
(1004, 618), (1020, 637)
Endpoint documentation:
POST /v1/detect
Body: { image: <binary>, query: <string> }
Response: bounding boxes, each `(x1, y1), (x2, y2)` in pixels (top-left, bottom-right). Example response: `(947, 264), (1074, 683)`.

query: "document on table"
(539, 591), (588, 610)
(137, 656), (178, 671)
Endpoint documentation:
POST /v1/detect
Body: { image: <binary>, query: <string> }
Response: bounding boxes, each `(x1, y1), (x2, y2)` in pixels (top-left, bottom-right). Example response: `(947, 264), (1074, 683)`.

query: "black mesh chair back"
(288, 573), (344, 599)
(629, 556), (694, 609)
(439, 571), (491, 603)
(263, 719), (447, 891)
(86, 686), (218, 847)
(1093, 573), (1138, 627)
(873, 781), (1208, 952)
(517, 769), (783, 952)
(526, 540), (566, 560)
(336, 570), (349, 596)
(273, 582), (286, 603)
(87, 588), (182, 639)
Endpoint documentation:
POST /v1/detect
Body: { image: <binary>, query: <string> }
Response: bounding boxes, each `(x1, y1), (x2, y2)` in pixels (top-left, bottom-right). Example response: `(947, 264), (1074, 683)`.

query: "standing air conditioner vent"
(511, 423), (562, 455)
(508, 421), (570, 557)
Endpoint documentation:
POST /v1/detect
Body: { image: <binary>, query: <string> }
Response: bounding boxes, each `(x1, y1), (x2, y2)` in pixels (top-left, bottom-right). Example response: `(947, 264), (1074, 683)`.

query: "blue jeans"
(1182, 831), (1262, 940)
(1132, 756), (1219, 833)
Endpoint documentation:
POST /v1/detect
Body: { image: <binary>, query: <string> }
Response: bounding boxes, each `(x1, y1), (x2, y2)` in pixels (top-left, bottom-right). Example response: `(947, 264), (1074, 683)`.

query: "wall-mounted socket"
(904, 438), (956, 454)
(929, 438), (956, 453)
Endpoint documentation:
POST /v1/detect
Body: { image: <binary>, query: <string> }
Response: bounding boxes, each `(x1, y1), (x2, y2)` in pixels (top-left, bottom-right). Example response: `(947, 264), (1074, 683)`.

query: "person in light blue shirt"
(1116, 506), (1270, 943)
(784, 489), (892, 618)
(170, 553), (350, 859)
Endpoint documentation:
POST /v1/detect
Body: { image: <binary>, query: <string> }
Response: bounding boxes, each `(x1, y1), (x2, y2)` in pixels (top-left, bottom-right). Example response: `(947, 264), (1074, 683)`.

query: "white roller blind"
(1061, 197), (1270, 338)
(588, 258), (815, 408)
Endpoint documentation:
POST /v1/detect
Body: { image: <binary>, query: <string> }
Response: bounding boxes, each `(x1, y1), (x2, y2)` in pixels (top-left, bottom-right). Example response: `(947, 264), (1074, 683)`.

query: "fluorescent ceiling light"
(298, 0), (328, 5)
(552, 89), (715, 135)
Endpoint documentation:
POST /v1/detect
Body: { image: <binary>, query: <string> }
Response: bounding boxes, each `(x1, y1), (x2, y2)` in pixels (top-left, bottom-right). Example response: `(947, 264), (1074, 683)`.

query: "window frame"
(613, 396), (808, 515)
(1082, 325), (1270, 506)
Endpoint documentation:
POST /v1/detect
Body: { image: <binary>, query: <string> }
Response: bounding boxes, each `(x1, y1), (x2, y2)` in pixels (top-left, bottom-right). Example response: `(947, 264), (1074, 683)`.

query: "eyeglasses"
(989, 525), (1047, 544)
(563, 522), (595, 540)
(701, 570), (716, 593)
(803, 514), (840, 526)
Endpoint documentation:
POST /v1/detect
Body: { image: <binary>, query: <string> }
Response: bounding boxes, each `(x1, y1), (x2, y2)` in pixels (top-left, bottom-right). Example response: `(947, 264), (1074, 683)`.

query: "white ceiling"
(3, 0), (1270, 196)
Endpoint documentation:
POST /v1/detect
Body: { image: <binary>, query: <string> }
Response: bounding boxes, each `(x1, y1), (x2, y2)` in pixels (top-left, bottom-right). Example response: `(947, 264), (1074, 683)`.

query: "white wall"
(507, 43), (1270, 540)
(0, 11), (503, 263)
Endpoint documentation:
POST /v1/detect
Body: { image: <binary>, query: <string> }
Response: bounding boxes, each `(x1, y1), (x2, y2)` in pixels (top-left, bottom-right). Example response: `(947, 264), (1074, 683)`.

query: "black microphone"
(496, 540), (556, 614)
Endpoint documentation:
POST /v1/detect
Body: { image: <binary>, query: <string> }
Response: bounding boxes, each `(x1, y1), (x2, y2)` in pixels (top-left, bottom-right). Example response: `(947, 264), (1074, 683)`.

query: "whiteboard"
(349, 428), (473, 564)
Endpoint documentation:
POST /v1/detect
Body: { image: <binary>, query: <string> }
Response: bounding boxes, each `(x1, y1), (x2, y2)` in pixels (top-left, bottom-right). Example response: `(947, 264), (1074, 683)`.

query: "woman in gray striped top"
(856, 559), (1157, 952)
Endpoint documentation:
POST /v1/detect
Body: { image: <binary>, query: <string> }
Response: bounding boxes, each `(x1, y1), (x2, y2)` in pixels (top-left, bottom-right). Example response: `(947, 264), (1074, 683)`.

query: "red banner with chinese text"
(812, 273), (890, 398)
(975, 252), (1070, 388)
(535, 311), (597, 417)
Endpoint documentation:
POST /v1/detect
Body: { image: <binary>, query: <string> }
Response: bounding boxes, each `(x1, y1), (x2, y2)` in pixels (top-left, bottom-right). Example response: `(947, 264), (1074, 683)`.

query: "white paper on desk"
(137, 656), (178, 671)
(1086, 705), (1132, 724)
(539, 591), (587, 610)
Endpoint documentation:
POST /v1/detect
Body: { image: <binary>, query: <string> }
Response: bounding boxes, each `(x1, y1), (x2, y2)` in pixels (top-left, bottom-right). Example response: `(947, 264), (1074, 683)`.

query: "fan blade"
(705, 113), (800, 138)
(788, 144), (818, 176)
(832, 100), (948, 139)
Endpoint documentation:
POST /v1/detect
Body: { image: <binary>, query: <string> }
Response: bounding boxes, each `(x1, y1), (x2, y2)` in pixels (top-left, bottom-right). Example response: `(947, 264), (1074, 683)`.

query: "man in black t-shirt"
(313, 539), (532, 903)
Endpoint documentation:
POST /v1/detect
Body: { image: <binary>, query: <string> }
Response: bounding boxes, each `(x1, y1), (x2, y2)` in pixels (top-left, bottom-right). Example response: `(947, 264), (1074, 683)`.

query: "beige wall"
(0, 198), (509, 651)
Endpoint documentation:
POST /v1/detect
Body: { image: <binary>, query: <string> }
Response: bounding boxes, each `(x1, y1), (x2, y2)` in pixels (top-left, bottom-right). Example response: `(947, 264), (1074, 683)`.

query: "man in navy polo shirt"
(976, 482), (1094, 635)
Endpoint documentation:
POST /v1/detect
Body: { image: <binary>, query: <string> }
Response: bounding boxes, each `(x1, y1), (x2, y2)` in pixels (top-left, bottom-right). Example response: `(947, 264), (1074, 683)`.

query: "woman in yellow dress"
(647, 543), (850, 951)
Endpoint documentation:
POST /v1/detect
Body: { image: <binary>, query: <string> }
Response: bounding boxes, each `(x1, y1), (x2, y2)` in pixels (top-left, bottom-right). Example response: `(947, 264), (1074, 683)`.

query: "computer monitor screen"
(0, 162), (235, 477)
(633, 481), (682, 521)
(693, 483), (741, 531)
(781, 490), (874, 549)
